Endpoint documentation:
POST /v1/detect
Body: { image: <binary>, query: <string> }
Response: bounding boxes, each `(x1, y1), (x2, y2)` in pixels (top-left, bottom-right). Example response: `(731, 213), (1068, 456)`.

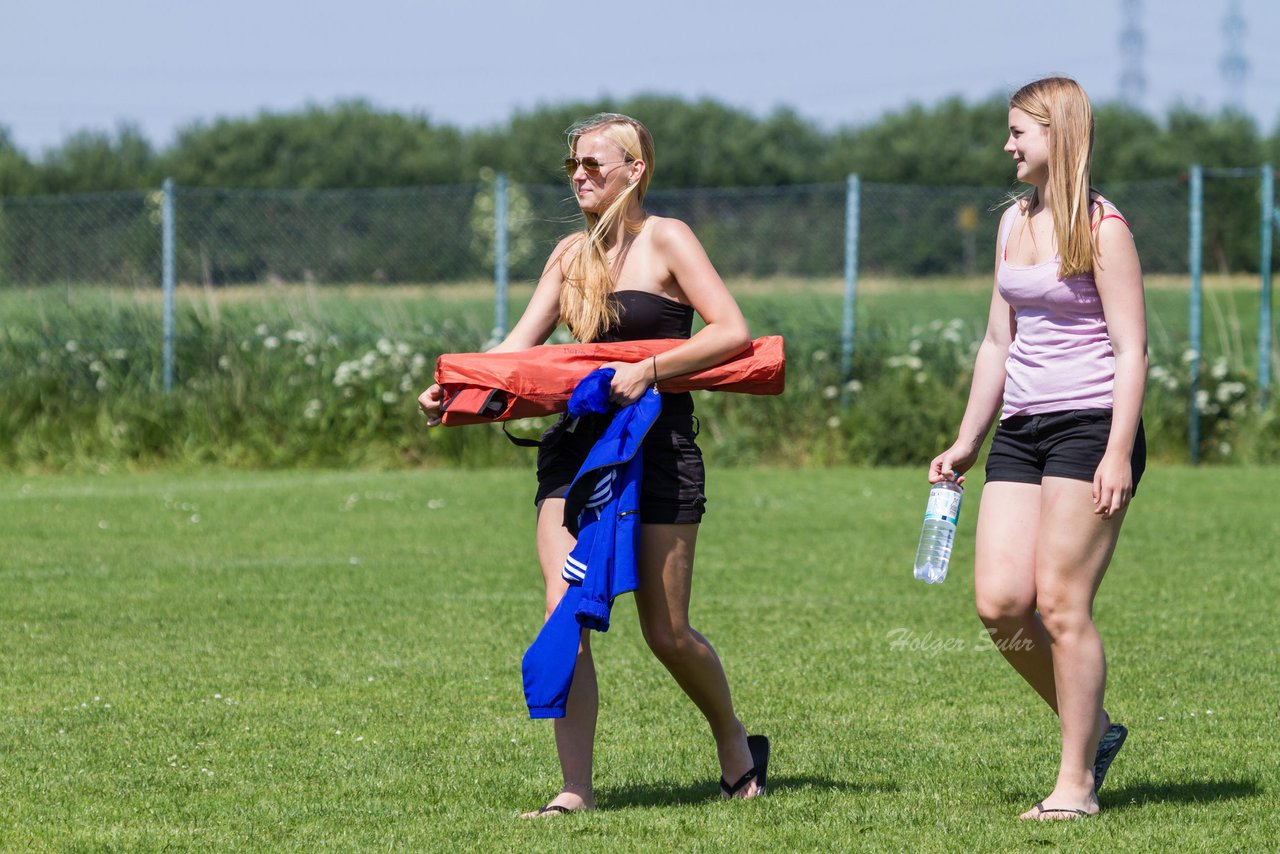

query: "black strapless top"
(595, 290), (695, 420)
(596, 290), (694, 342)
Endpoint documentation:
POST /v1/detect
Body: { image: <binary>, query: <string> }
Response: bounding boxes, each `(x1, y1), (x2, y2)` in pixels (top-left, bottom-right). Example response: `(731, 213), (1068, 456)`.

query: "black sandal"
(1093, 723), (1128, 793)
(720, 734), (770, 798)
(1027, 802), (1091, 820)
(520, 802), (580, 820)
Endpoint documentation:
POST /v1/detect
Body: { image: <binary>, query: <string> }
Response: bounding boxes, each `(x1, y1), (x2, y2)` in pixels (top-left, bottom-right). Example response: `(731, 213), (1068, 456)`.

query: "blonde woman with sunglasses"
(929, 77), (1146, 821)
(420, 113), (768, 817)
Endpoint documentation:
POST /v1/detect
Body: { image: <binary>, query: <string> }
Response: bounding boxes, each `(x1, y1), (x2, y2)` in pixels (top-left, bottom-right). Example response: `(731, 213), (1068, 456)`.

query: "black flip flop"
(1029, 801), (1090, 820)
(1093, 723), (1128, 793)
(720, 734), (771, 798)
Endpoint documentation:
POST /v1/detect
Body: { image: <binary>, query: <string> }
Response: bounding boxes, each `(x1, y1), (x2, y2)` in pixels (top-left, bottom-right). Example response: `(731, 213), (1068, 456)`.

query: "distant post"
(841, 174), (860, 407)
(494, 173), (510, 339)
(1259, 165), (1274, 409)
(162, 178), (176, 394)
(1188, 165), (1203, 464)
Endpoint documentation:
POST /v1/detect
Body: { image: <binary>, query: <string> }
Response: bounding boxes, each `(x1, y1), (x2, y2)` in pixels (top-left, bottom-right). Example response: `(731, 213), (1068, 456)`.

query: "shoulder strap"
(998, 205), (1020, 259)
(1089, 195), (1130, 230)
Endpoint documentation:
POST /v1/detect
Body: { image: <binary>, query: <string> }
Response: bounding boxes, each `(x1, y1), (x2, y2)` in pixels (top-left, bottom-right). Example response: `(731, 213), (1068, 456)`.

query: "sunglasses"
(563, 156), (632, 177)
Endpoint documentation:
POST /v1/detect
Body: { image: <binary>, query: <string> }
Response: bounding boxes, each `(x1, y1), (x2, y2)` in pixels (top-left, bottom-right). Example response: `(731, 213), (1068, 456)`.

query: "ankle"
(560, 781), (594, 801)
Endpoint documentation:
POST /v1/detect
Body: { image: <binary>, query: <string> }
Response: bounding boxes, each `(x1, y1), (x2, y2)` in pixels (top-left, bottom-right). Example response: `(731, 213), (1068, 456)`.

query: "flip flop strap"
(719, 766), (758, 797)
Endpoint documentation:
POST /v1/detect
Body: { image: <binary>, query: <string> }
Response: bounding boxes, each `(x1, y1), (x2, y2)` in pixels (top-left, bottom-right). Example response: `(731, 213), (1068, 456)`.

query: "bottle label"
(924, 487), (962, 524)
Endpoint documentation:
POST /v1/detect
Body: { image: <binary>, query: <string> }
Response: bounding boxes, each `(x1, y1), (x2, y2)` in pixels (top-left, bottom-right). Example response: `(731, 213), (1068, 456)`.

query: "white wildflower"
(263, 336), (281, 350)
(1215, 381), (1247, 403)
(887, 355), (924, 371)
(65, 340), (80, 352)
(822, 385), (839, 400)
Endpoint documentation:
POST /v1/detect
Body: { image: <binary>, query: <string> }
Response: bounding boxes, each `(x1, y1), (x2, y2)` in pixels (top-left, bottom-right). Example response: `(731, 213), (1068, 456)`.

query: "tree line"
(1, 95), (1276, 197)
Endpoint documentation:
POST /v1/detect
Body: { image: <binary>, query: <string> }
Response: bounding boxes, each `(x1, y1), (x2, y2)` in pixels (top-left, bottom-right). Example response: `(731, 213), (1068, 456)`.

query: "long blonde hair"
(560, 113), (655, 342)
(1010, 76), (1096, 278)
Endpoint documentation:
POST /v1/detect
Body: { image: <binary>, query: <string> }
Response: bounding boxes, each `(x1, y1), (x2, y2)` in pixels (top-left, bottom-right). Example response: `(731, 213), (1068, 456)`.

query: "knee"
(1035, 589), (1090, 639)
(643, 624), (693, 666)
(975, 590), (1035, 625)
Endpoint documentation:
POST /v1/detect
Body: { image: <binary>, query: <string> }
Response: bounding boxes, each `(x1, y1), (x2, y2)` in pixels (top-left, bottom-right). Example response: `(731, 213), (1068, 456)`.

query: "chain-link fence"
(0, 175), (1206, 289)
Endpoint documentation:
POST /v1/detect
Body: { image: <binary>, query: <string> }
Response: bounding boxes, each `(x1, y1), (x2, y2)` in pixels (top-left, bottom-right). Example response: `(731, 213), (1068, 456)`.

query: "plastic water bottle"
(914, 479), (963, 583)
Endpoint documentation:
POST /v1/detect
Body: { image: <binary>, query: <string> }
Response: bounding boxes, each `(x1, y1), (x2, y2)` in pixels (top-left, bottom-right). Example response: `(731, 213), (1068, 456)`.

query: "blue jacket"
(521, 371), (662, 719)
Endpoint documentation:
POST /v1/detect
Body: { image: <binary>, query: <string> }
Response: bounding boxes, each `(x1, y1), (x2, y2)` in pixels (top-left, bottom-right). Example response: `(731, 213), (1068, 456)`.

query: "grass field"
(2, 465), (1277, 850)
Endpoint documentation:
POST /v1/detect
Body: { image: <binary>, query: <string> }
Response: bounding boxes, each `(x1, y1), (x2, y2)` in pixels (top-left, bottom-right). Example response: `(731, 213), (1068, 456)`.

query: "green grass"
(1, 465), (1276, 850)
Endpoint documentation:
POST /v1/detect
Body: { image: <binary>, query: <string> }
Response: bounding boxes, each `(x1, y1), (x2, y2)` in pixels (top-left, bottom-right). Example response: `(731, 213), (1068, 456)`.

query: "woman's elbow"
(723, 317), (751, 353)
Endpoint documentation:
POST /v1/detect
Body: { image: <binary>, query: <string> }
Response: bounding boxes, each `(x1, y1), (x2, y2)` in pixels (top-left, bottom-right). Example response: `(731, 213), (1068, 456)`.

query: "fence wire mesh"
(0, 176), (1203, 290)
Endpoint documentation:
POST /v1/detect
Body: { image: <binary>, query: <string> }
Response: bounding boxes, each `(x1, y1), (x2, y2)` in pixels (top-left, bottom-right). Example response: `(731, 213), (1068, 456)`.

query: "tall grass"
(0, 277), (1274, 470)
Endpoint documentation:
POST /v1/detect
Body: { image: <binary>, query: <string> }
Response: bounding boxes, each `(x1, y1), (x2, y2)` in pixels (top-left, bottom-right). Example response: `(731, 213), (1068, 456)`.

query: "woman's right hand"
(928, 441), (978, 485)
(418, 383), (443, 427)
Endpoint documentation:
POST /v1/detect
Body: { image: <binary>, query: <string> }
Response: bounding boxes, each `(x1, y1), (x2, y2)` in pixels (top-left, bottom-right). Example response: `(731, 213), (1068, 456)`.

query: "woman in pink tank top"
(928, 77), (1148, 821)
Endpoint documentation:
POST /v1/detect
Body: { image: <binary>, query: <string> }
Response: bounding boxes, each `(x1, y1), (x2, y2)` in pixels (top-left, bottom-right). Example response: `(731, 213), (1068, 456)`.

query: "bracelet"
(650, 354), (659, 388)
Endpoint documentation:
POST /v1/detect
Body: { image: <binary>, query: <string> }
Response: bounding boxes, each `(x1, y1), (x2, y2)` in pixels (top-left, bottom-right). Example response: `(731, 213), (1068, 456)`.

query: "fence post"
(162, 177), (176, 394)
(1188, 165), (1203, 464)
(493, 172), (509, 340)
(840, 174), (861, 406)
(1260, 164), (1274, 410)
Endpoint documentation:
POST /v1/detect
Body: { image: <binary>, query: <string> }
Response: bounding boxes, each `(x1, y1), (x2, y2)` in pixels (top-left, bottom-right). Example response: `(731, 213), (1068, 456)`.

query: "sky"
(3, 0), (1278, 156)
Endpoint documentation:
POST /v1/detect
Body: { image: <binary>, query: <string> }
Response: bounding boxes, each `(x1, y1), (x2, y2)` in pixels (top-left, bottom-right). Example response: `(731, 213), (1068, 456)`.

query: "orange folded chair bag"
(435, 336), (785, 426)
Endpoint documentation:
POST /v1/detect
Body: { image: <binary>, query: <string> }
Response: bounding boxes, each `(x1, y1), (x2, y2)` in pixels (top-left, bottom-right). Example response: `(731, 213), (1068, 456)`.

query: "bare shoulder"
(544, 232), (585, 274)
(646, 215), (699, 249)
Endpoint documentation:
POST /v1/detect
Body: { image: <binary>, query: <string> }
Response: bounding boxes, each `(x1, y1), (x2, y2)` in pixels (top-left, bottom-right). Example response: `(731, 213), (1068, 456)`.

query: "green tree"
(37, 125), (157, 193)
(822, 96), (1011, 186)
(161, 100), (470, 189)
(0, 127), (37, 196)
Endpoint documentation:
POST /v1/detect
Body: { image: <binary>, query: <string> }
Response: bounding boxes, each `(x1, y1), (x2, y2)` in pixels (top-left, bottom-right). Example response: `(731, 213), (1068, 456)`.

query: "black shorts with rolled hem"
(534, 412), (707, 525)
(985, 408), (1146, 494)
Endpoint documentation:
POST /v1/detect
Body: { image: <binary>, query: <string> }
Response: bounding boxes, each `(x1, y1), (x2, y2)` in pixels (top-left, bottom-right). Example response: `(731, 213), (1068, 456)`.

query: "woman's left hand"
(1092, 450), (1134, 518)
(601, 359), (655, 406)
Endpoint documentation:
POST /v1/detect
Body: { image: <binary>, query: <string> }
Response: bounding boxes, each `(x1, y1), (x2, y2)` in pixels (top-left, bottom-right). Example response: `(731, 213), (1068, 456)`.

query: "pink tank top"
(997, 199), (1128, 419)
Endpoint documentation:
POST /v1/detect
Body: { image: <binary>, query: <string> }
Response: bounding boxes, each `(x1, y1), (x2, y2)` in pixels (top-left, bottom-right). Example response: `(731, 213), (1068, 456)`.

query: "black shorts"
(534, 413), (707, 525)
(985, 408), (1146, 493)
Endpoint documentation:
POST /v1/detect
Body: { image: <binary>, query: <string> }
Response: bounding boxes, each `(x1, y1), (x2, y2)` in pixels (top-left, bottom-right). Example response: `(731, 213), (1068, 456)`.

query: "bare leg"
(521, 498), (596, 816)
(1019, 476), (1126, 819)
(633, 523), (760, 798)
(974, 482), (1058, 710)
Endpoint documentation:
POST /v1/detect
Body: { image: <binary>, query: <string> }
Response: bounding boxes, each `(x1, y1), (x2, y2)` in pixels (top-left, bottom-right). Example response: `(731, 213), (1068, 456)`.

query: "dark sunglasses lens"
(564, 157), (605, 176)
